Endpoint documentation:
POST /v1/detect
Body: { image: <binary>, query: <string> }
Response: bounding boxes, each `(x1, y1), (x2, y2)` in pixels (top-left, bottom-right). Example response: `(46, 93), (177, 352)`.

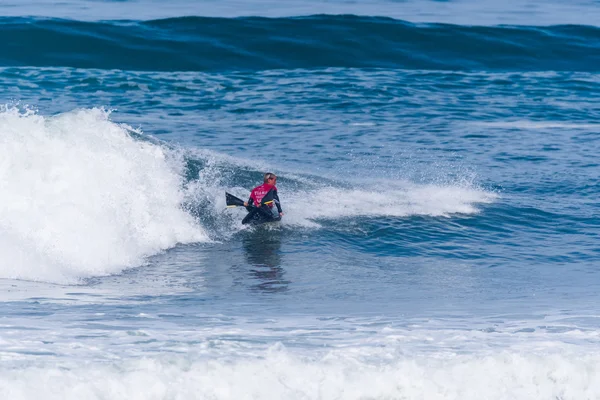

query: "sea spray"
(0, 107), (207, 283)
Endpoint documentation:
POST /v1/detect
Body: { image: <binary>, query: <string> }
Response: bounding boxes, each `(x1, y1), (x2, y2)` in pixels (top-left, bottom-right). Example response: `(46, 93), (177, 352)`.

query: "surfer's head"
(263, 172), (277, 184)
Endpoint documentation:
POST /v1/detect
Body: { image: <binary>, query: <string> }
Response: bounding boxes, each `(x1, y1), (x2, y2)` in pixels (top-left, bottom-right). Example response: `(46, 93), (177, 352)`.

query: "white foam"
(283, 183), (497, 227)
(0, 349), (598, 400)
(0, 310), (598, 399)
(0, 107), (207, 283)
(349, 122), (377, 126)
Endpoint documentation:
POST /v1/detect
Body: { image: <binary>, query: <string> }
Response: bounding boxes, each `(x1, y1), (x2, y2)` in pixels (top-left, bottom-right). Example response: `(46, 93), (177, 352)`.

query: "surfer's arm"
(273, 191), (283, 214)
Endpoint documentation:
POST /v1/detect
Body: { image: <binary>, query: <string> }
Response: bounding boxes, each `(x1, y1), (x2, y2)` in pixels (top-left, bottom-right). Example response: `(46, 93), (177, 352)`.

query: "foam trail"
(175, 146), (496, 231)
(283, 183), (497, 227)
(0, 107), (206, 283)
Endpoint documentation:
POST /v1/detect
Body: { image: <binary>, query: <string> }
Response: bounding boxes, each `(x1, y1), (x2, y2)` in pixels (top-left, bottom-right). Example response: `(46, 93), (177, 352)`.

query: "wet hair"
(263, 172), (277, 183)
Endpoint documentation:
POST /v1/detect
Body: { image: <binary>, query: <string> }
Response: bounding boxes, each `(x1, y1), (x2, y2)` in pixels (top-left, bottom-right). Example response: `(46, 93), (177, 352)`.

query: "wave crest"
(0, 107), (207, 283)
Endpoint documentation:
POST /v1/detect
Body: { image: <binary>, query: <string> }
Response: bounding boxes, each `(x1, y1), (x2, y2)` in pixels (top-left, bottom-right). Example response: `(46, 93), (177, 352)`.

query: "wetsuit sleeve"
(273, 190), (282, 213)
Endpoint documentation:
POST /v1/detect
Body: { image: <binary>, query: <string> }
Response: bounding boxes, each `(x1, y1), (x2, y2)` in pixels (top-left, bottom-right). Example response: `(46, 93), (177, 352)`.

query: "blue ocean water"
(1, 1), (600, 398)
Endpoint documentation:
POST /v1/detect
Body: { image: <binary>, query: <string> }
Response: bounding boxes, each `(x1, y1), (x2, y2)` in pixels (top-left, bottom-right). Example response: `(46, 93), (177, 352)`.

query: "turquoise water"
(1, 1), (600, 398)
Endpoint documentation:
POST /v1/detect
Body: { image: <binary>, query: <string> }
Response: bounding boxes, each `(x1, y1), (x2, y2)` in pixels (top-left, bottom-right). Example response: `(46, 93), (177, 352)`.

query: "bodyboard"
(225, 192), (246, 207)
(240, 188), (280, 225)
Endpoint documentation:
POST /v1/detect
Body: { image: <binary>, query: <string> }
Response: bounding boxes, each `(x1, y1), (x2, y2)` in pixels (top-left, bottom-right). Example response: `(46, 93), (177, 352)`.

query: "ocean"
(1, 0), (599, 398)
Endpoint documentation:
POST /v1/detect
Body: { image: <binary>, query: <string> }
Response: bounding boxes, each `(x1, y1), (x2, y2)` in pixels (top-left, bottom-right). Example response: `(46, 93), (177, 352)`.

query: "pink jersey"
(250, 183), (276, 207)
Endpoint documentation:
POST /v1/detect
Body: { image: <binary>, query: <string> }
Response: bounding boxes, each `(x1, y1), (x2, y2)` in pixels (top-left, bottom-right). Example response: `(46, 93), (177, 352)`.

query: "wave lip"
(0, 16), (599, 72)
(0, 107), (207, 283)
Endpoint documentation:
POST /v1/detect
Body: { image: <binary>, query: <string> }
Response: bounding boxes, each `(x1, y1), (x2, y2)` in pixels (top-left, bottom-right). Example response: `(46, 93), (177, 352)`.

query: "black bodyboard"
(241, 188), (280, 225)
(241, 208), (281, 225)
(225, 192), (245, 207)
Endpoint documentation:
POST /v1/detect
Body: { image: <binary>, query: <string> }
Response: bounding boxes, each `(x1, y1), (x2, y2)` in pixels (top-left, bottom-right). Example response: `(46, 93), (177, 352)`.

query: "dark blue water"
(1, 16), (600, 71)
(1, 1), (600, 399)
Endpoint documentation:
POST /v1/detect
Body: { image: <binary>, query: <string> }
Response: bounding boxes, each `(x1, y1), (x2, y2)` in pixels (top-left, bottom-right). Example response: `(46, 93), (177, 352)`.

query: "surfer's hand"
(244, 202), (248, 207)
(279, 212), (284, 217)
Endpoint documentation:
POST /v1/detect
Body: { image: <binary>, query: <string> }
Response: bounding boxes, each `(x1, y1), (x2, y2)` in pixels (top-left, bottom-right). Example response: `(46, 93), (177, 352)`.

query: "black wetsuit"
(242, 186), (282, 225)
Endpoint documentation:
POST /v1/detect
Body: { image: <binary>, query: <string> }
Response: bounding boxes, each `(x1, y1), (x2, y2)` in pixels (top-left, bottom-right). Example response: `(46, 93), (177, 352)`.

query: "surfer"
(244, 172), (283, 217)
(224, 173), (283, 225)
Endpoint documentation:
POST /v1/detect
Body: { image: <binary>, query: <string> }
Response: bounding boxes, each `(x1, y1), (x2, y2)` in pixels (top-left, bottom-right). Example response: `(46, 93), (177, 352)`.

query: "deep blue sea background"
(1, 1), (599, 398)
